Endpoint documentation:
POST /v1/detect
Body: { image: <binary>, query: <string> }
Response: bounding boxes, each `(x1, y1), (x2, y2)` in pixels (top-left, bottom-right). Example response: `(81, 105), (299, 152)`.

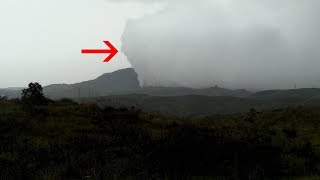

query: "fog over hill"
(122, 0), (320, 89)
(43, 68), (251, 99)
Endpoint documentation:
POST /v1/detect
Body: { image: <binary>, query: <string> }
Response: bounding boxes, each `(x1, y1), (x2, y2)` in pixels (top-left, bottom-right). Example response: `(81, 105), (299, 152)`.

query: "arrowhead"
(103, 41), (118, 62)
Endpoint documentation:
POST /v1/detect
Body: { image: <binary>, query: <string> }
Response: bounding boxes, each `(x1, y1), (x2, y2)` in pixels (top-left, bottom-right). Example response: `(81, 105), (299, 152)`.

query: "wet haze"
(122, 0), (320, 89)
(1, 0), (320, 90)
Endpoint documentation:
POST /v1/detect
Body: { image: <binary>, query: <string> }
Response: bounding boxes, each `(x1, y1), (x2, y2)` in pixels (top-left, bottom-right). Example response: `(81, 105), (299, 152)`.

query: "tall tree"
(21, 82), (47, 106)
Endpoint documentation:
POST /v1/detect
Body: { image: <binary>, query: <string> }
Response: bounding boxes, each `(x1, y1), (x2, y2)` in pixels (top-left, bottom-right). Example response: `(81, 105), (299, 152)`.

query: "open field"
(0, 98), (320, 178)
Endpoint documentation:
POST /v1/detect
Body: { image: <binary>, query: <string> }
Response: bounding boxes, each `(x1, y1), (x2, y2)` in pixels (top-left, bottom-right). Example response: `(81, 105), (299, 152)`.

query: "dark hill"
(2, 68), (320, 116)
(139, 86), (250, 97)
(44, 68), (140, 98)
(250, 88), (320, 106)
(0, 88), (22, 98)
(43, 68), (252, 98)
(85, 94), (264, 117)
(84, 89), (320, 117)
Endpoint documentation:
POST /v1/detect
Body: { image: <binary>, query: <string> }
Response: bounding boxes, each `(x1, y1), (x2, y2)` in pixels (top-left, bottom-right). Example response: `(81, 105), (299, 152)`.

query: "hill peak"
(44, 68), (140, 98)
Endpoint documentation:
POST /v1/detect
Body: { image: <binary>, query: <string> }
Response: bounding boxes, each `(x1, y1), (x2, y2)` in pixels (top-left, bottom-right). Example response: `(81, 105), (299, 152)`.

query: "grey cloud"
(122, 0), (320, 89)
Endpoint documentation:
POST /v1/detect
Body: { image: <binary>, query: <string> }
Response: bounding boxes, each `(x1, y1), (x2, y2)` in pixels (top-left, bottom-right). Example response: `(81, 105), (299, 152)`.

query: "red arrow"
(81, 41), (118, 62)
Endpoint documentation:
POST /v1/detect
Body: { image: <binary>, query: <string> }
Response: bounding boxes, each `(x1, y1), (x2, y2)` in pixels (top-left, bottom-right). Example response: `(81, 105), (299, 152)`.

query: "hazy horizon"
(1, 0), (320, 90)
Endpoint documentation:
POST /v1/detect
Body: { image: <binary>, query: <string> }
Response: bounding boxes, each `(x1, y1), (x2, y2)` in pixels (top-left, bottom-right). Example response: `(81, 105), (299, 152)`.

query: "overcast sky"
(0, 0), (161, 88)
(1, 0), (320, 89)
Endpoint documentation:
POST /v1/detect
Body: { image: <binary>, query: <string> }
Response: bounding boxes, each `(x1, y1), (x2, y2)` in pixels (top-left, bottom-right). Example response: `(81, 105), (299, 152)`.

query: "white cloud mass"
(122, 0), (320, 89)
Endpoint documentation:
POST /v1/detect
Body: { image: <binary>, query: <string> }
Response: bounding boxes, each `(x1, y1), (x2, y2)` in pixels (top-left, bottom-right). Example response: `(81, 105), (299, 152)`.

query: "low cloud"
(122, 0), (320, 89)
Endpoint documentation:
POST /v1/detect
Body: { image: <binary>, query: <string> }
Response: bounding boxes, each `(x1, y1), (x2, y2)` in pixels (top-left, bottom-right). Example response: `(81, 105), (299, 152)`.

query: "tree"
(21, 82), (48, 107)
(0, 95), (8, 101)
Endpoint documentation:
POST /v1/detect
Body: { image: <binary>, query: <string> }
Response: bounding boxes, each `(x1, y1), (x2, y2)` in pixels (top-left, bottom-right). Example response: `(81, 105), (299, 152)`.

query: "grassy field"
(0, 98), (320, 179)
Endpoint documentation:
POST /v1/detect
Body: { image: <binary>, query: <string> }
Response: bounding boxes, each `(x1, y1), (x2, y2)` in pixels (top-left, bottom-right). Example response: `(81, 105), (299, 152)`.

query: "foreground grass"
(0, 99), (319, 179)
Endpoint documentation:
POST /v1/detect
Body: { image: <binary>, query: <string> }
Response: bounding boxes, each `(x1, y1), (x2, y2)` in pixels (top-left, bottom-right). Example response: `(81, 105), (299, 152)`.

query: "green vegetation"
(21, 82), (51, 116)
(0, 95), (320, 178)
(84, 90), (320, 117)
(21, 82), (47, 106)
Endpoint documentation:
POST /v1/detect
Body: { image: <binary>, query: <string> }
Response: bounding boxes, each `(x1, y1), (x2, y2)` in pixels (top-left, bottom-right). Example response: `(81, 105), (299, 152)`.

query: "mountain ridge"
(42, 68), (252, 98)
(2, 68), (320, 100)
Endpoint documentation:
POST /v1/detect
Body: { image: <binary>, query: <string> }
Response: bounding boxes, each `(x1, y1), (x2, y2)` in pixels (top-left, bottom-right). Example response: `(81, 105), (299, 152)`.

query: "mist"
(122, 0), (320, 89)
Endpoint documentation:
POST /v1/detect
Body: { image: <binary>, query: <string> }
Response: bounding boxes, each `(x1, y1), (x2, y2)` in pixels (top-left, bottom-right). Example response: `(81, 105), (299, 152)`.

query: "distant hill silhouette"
(85, 88), (320, 117)
(250, 88), (320, 106)
(42, 68), (252, 98)
(2, 68), (250, 99)
(139, 86), (250, 97)
(44, 68), (140, 98)
(0, 88), (22, 98)
(2, 68), (320, 116)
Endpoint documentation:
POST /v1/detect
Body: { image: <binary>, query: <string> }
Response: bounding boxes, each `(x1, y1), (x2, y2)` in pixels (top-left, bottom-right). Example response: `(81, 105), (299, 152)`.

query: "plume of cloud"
(122, 0), (320, 89)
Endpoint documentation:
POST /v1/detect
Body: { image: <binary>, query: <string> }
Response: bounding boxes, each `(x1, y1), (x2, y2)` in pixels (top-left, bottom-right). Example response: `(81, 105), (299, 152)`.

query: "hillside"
(0, 98), (319, 178)
(139, 86), (250, 97)
(250, 88), (320, 105)
(37, 68), (256, 116)
(82, 88), (320, 117)
(0, 88), (21, 98)
(3, 69), (320, 117)
(44, 68), (140, 98)
(42, 68), (252, 98)
(88, 94), (262, 117)
(3, 67), (320, 117)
